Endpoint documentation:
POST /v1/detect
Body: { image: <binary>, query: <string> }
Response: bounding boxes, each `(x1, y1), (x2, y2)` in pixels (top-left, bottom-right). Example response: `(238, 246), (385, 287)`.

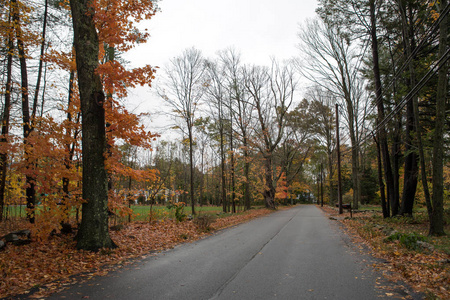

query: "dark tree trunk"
(336, 104), (343, 214)
(243, 143), (251, 210)
(263, 155), (276, 209)
(328, 148), (335, 206)
(400, 100), (418, 216)
(399, 2), (418, 217)
(374, 134), (389, 218)
(0, 34), (13, 222)
(12, 0), (36, 223)
(320, 163), (324, 207)
(33, 0), (48, 118)
(62, 69), (76, 198)
(392, 116), (401, 215)
(341, 79), (359, 210)
(220, 125), (227, 213)
(369, 0), (395, 218)
(229, 124), (236, 214)
(188, 126), (195, 215)
(70, 0), (116, 251)
(429, 0), (448, 236)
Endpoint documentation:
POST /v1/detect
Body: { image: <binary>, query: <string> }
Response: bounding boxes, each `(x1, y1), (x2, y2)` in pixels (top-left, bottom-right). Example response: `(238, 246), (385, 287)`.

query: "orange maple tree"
(0, 0), (160, 238)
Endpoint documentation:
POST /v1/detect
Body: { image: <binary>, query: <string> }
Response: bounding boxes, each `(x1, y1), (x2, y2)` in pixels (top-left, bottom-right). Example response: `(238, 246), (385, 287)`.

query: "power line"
(364, 2), (450, 120)
(337, 3), (450, 155)
(356, 47), (450, 150)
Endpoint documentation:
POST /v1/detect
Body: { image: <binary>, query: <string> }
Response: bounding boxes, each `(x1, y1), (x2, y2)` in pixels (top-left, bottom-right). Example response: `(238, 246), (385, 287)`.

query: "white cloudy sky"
(124, 0), (319, 134)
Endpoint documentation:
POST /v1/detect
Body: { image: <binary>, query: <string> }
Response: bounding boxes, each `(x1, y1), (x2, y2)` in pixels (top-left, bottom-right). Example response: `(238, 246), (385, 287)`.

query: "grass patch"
(131, 205), (224, 221)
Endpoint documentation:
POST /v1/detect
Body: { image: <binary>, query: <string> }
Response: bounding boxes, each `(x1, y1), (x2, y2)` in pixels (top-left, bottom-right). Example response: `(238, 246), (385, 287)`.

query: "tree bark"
(220, 125), (227, 213)
(400, 98), (418, 216)
(263, 154), (276, 209)
(374, 134), (389, 218)
(399, 2), (418, 217)
(243, 142), (251, 210)
(62, 69), (76, 198)
(369, 0), (395, 217)
(188, 126), (196, 215)
(0, 33), (13, 222)
(32, 0), (48, 118)
(336, 104), (343, 214)
(12, 0), (36, 223)
(70, 0), (116, 250)
(229, 114), (236, 214)
(429, 0), (448, 236)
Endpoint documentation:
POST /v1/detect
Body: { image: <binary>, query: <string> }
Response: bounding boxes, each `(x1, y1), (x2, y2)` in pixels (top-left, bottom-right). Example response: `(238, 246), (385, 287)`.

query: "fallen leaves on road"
(320, 205), (449, 300)
(0, 208), (272, 298)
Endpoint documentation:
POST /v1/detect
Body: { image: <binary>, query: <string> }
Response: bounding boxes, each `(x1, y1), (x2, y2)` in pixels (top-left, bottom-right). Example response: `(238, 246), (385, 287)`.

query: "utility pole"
(336, 104), (343, 214)
(320, 163), (324, 207)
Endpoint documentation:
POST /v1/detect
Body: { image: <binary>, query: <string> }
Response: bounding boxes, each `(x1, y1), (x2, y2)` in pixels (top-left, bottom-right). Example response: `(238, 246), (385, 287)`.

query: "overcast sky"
(123, 0), (319, 135)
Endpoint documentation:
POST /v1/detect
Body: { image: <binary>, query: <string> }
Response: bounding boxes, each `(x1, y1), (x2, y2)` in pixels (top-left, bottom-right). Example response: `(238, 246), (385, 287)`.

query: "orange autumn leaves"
(0, 209), (273, 299)
(1, 0), (159, 238)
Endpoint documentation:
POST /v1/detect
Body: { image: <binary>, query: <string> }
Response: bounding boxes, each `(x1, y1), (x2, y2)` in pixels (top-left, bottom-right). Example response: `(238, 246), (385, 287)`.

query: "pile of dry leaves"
(320, 205), (449, 299)
(0, 208), (272, 298)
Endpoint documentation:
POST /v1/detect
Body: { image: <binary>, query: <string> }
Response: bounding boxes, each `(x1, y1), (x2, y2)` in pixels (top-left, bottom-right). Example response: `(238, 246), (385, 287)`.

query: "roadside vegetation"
(321, 205), (450, 300)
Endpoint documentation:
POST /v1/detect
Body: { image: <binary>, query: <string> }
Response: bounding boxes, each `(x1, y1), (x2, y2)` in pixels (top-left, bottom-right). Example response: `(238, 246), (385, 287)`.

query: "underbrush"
(320, 205), (449, 300)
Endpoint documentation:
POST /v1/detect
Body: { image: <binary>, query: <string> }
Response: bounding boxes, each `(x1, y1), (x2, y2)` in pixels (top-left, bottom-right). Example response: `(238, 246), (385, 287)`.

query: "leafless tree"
(158, 48), (206, 215)
(219, 49), (254, 211)
(204, 59), (229, 212)
(244, 61), (296, 209)
(297, 18), (367, 209)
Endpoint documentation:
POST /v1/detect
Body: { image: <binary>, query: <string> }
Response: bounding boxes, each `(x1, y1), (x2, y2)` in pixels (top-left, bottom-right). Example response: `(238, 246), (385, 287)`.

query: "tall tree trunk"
(229, 122), (236, 214)
(392, 116), (401, 215)
(62, 69), (76, 198)
(220, 129), (227, 213)
(327, 147), (335, 206)
(412, 87), (432, 217)
(374, 133), (389, 218)
(400, 98), (418, 216)
(369, 0), (395, 217)
(243, 142), (251, 210)
(263, 154), (276, 209)
(12, 0), (36, 223)
(336, 104), (343, 214)
(0, 34), (13, 222)
(188, 126), (195, 215)
(320, 163), (324, 207)
(348, 112), (360, 209)
(341, 73), (359, 209)
(399, 3), (418, 217)
(33, 0), (48, 118)
(70, 0), (116, 250)
(429, 0), (448, 236)
(388, 37), (401, 214)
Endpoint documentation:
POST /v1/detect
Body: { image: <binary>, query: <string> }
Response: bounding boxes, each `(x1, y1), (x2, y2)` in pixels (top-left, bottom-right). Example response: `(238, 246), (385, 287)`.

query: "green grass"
(2, 204), (255, 223)
(131, 205), (241, 221)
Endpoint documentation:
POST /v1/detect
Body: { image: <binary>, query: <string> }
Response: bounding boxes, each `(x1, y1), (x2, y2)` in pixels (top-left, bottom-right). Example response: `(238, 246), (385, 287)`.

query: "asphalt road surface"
(48, 205), (415, 300)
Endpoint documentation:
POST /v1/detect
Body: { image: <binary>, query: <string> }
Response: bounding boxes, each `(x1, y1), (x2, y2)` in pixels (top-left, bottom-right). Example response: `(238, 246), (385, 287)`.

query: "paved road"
(48, 205), (412, 300)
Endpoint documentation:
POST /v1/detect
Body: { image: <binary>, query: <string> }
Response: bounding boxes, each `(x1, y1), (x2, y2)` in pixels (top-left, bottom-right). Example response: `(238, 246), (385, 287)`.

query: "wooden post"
(317, 176), (320, 204)
(336, 104), (343, 214)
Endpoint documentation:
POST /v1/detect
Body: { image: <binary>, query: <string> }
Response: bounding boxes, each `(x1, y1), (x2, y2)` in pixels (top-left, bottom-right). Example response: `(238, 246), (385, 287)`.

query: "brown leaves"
(320, 206), (450, 299)
(0, 208), (272, 298)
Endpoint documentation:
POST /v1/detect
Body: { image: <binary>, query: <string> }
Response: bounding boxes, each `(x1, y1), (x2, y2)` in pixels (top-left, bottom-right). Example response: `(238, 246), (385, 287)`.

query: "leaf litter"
(0, 208), (272, 298)
(320, 205), (449, 300)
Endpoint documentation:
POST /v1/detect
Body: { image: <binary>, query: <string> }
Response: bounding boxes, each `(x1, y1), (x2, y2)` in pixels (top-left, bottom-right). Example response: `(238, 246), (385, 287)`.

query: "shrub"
(193, 214), (216, 232)
(385, 232), (428, 250)
(166, 201), (186, 222)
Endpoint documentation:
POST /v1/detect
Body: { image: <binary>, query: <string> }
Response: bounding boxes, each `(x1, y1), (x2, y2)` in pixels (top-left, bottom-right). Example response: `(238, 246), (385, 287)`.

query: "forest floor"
(0, 207), (273, 299)
(320, 205), (450, 300)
